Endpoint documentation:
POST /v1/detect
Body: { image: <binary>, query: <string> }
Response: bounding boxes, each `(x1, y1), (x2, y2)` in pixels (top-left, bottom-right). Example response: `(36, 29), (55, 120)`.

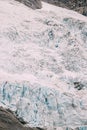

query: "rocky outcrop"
(15, 0), (87, 15)
(0, 107), (46, 130)
(0, 107), (27, 130)
(42, 0), (87, 16)
(16, 0), (42, 9)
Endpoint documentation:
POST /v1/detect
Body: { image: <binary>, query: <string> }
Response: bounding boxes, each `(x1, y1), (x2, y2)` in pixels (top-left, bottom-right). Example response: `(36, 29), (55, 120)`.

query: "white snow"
(0, 0), (87, 128)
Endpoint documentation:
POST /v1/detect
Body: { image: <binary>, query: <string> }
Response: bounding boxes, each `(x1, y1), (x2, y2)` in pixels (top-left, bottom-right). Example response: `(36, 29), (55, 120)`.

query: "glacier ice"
(0, 81), (87, 128)
(0, 0), (87, 129)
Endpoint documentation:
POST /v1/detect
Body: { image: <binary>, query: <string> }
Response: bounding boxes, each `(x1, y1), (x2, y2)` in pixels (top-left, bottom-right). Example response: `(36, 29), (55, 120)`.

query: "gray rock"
(42, 0), (87, 16)
(0, 107), (45, 130)
(16, 0), (42, 9)
(0, 107), (32, 130)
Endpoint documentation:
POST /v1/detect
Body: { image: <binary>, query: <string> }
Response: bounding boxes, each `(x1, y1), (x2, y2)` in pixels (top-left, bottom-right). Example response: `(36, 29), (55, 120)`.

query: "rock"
(15, 0), (87, 15)
(0, 107), (46, 130)
(16, 0), (42, 9)
(42, 0), (87, 16)
(0, 107), (25, 130)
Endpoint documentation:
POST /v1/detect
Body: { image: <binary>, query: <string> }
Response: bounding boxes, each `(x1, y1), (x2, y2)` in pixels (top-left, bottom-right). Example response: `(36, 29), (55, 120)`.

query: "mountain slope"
(15, 0), (42, 9)
(0, 0), (87, 129)
(14, 0), (87, 16)
(42, 0), (87, 16)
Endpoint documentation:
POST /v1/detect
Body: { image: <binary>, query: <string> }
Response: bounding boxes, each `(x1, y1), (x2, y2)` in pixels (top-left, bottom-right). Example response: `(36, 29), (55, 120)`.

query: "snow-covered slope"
(0, 0), (87, 128)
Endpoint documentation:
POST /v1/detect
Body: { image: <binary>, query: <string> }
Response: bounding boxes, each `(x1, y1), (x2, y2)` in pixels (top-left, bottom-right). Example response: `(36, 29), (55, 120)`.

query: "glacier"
(0, 81), (87, 128)
(0, 0), (87, 129)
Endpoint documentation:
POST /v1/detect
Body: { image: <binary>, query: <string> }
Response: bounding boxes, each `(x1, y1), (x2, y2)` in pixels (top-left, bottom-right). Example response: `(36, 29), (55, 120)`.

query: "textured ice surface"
(0, 81), (87, 128)
(0, 0), (87, 128)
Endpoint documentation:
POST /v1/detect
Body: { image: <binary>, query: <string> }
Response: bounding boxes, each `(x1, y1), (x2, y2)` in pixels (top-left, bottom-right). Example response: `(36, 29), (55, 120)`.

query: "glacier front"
(0, 0), (87, 129)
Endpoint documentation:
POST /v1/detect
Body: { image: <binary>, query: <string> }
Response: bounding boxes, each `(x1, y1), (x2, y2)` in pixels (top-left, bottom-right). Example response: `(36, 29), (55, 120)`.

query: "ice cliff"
(0, 81), (87, 128)
(0, 0), (87, 129)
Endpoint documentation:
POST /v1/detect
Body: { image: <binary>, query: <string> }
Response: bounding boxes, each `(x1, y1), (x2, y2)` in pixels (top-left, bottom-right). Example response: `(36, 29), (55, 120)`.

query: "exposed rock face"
(15, 0), (87, 15)
(0, 107), (26, 130)
(42, 0), (87, 16)
(0, 107), (46, 130)
(16, 0), (42, 9)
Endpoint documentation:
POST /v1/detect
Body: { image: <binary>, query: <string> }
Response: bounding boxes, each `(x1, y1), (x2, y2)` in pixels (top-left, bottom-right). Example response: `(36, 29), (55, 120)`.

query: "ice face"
(0, 0), (87, 128)
(0, 81), (87, 128)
